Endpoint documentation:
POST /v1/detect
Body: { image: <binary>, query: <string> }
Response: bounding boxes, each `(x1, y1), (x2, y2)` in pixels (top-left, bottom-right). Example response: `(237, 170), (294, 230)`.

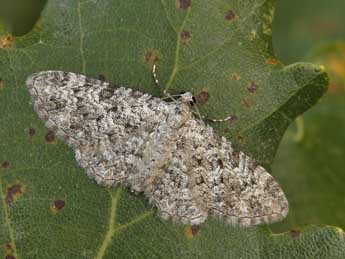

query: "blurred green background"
(0, 0), (46, 36)
(1, 0), (344, 233)
(273, 0), (345, 64)
(272, 0), (345, 232)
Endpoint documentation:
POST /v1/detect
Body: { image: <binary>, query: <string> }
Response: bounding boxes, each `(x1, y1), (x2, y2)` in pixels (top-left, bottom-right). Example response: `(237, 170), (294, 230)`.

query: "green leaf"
(0, 0), (338, 258)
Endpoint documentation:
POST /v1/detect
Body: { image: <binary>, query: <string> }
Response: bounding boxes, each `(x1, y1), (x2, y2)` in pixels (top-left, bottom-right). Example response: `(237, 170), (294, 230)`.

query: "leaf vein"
(165, 6), (191, 91)
(0, 169), (18, 258)
(77, 0), (86, 74)
(95, 188), (122, 259)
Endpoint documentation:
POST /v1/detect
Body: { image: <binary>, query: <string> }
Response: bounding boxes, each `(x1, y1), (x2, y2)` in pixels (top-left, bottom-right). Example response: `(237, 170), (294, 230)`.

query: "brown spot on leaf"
(197, 91), (209, 104)
(2, 160), (10, 169)
(223, 128), (230, 134)
(180, 31), (192, 43)
(290, 229), (301, 239)
(225, 10), (236, 21)
(145, 51), (153, 62)
(191, 225), (200, 235)
(242, 96), (254, 108)
(4, 243), (15, 259)
(247, 81), (258, 93)
(52, 199), (66, 213)
(45, 130), (55, 143)
(6, 255), (16, 259)
(29, 127), (36, 137)
(0, 78), (4, 90)
(98, 74), (106, 82)
(5, 243), (13, 253)
(6, 184), (23, 204)
(236, 134), (244, 144)
(266, 58), (278, 65)
(184, 225), (201, 239)
(0, 35), (13, 48)
(231, 73), (241, 81)
(178, 0), (191, 9)
(144, 50), (159, 68)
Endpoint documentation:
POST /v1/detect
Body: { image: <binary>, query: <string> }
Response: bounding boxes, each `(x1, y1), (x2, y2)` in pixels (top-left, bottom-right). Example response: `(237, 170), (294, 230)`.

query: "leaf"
(0, 0), (338, 258)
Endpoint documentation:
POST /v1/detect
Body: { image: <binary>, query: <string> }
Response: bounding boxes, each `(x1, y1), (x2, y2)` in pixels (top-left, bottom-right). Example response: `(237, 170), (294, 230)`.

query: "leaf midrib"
(95, 188), (154, 259)
(0, 169), (18, 258)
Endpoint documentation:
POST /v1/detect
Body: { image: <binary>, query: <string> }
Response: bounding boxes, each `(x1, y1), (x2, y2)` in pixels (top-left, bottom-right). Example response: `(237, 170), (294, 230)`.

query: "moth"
(26, 71), (288, 226)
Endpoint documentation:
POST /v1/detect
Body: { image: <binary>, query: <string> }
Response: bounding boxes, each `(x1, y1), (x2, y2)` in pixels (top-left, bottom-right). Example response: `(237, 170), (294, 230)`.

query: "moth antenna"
(207, 115), (236, 123)
(152, 64), (177, 102)
(153, 64), (232, 124)
(152, 63), (160, 86)
(192, 96), (236, 124)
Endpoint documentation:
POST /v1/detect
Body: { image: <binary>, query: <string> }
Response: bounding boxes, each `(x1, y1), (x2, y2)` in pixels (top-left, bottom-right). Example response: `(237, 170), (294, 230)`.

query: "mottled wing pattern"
(148, 118), (288, 226)
(26, 71), (288, 226)
(26, 71), (177, 187)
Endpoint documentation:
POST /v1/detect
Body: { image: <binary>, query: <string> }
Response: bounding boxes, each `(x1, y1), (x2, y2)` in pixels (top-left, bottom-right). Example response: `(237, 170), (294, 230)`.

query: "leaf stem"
(293, 116), (305, 142)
